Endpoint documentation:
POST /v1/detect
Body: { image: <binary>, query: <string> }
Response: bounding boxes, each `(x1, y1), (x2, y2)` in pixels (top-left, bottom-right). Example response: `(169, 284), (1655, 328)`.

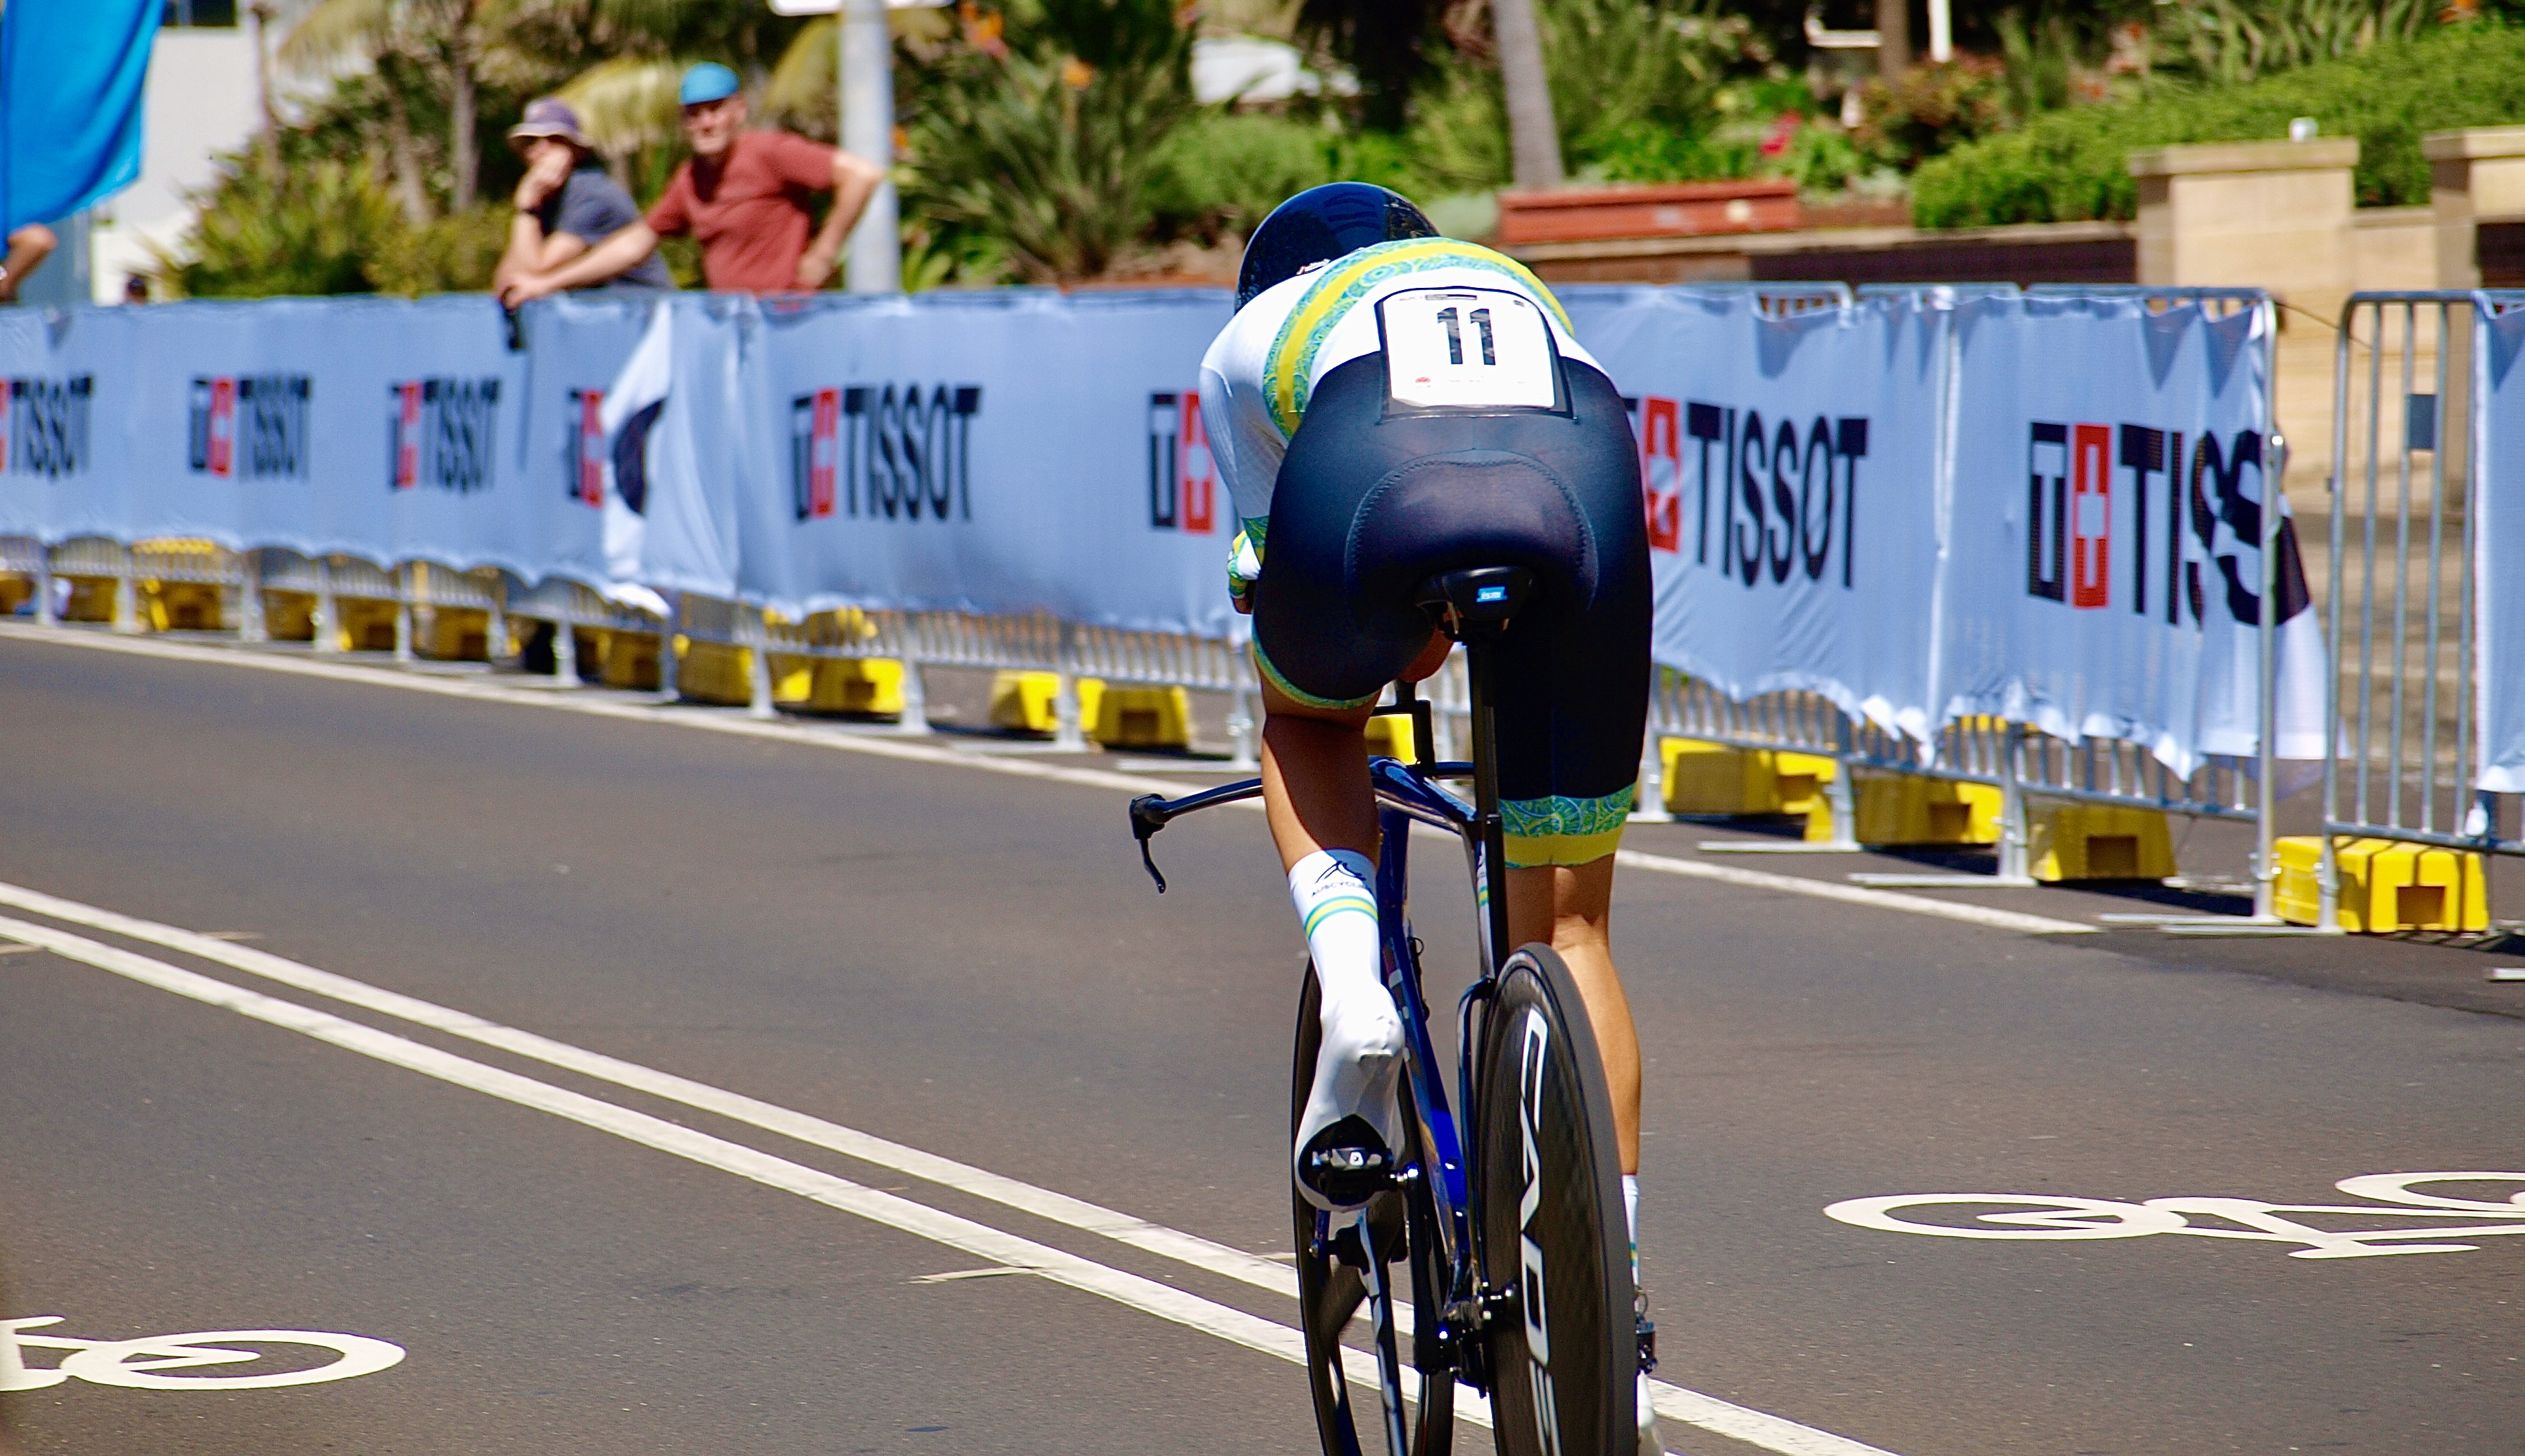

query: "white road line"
(1, 625), (2094, 940)
(0, 877), (1294, 1299)
(1615, 850), (2099, 936)
(1, 880), (1906, 1456)
(0, 624), (1191, 801)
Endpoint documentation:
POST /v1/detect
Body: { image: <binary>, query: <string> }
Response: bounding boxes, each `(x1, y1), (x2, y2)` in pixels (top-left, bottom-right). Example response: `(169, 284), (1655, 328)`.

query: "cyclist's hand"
(1227, 526), (1261, 615)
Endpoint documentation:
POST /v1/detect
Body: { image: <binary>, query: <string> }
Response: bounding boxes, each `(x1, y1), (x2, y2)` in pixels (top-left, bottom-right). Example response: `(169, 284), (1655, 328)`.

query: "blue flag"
(0, 0), (161, 234)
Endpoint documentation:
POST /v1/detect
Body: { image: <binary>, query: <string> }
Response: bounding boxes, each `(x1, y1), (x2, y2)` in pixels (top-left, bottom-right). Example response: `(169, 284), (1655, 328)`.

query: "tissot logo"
(789, 383), (981, 522)
(1628, 395), (1870, 588)
(1146, 390), (1215, 534)
(386, 377), (499, 493)
(0, 375), (93, 479)
(566, 389), (606, 506)
(2024, 421), (2308, 625)
(188, 374), (310, 480)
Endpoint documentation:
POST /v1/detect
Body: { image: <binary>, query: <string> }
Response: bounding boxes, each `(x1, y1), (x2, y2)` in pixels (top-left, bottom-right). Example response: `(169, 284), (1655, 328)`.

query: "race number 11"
(1380, 289), (1557, 410)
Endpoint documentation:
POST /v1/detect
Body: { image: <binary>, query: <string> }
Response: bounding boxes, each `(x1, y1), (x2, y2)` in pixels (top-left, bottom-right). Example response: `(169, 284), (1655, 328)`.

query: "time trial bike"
(1129, 564), (1645, 1456)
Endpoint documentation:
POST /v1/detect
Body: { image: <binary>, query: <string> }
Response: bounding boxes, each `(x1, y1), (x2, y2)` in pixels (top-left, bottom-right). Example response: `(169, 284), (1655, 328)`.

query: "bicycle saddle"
(1415, 565), (1533, 643)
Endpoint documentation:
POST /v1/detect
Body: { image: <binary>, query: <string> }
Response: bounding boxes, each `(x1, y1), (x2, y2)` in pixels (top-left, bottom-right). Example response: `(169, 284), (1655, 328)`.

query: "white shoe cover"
(1292, 983), (1406, 1210)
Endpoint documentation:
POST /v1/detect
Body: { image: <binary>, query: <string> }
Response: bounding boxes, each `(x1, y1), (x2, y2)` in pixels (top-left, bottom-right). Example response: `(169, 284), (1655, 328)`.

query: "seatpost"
(1467, 641), (1512, 974)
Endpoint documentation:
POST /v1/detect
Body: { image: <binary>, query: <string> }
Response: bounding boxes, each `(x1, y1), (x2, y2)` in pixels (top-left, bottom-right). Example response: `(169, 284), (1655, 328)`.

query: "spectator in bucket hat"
(494, 98), (675, 295)
(500, 63), (883, 300)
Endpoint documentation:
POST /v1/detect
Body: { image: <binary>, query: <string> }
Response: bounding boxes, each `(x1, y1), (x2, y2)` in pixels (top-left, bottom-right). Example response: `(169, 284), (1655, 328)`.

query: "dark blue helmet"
(1236, 183), (1438, 311)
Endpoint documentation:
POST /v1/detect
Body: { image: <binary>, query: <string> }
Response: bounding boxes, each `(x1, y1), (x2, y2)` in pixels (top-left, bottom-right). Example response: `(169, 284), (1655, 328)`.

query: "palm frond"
(555, 55), (687, 154)
(764, 17), (838, 136)
(278, 0), (398, 69)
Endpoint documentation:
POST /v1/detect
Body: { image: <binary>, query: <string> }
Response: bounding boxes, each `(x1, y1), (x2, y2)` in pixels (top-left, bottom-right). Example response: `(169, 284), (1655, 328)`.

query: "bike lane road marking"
(0, 624), (2094, 940)
(0, 885), (1907, 1456)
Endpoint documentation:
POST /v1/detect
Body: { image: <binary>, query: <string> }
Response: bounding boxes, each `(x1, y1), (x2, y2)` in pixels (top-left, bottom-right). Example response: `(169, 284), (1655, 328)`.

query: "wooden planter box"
(1496, 180), (1802, 245)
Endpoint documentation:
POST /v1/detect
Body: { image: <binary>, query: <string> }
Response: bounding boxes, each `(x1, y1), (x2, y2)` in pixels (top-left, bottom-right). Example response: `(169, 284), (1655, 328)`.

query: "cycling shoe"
(1297, 1114), (1398, 1208)
(1293, 988), (1405, 1211)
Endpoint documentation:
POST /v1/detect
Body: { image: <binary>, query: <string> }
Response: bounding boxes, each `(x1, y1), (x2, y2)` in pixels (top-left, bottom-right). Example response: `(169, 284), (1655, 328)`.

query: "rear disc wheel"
(1472, 944), (1634, 1456)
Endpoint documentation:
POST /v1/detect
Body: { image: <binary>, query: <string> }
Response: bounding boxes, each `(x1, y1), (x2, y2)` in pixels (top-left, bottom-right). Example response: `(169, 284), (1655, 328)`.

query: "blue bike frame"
(1126, 721), (1508, 1384)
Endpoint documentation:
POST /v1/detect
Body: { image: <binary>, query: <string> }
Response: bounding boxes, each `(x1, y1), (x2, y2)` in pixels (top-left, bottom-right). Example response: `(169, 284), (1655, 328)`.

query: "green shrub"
(1149, 113), (1337, 240)
(371, 204), (510, 295)
(902, 0), (1197, 282)
(167, 158), (406, 297)
(1854, 55), (2014, 173)
(1914, 22), (2525, 228)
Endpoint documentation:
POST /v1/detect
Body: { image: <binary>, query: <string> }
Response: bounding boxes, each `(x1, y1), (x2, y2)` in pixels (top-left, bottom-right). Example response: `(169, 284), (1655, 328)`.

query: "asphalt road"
(1, 630), (2519, 1456)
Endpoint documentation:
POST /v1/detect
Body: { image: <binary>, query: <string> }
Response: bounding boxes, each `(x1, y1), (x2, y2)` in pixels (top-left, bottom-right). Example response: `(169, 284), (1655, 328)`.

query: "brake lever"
(1128, 794), (1170, 893)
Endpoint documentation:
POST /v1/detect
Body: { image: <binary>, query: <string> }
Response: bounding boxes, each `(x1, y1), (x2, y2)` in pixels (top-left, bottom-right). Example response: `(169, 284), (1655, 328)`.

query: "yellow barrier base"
(1812, 771), (2002, 846)
(1094, 684), (1191, 750)
(422, 608), (490, 661)
(260, 590), (316, 641)
(990, 670), (1062, 735)
(334, 597), (399, 653)
(2027, 803), (2174, 882)
(675, 638), (761, 706)
(2274, 836), (2489, 931)
(57, 577), (116, 623)
(1366, 711), (1418, 763)
(140, 581), (224, 632)
(597, 628), (660, 690)
(982, 673), (1187, 747)
(1661, 738), (1835, 817)
(795, 657), (904, 716)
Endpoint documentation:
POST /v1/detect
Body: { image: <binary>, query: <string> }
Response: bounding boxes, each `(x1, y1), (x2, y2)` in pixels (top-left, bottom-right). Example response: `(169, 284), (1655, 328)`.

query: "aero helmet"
(1236, 183), (1438, 311)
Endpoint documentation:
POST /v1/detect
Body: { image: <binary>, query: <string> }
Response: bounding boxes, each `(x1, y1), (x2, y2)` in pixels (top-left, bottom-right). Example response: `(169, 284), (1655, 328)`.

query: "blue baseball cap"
(680, 62), (741, 107)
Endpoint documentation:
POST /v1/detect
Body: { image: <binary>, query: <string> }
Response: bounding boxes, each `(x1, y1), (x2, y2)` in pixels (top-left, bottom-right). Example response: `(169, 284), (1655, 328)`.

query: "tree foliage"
(1912, 20), (2525, 228)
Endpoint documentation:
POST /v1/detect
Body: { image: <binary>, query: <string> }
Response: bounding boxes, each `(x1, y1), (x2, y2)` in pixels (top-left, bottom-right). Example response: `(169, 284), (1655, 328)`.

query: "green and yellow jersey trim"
(1260, 238), (1575, 439)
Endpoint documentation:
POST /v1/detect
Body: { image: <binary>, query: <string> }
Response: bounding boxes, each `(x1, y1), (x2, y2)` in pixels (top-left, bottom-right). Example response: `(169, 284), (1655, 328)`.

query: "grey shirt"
(534, 165), (674, 291)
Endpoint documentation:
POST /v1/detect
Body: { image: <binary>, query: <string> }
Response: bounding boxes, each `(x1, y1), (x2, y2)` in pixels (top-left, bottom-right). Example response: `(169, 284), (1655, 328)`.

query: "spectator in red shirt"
(501, 63), (883, 300)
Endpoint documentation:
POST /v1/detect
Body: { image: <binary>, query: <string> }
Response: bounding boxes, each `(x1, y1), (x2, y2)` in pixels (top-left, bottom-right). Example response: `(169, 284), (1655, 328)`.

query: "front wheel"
(1292, 965), (1454, 1456)
(1472, 943), (1633, 1456)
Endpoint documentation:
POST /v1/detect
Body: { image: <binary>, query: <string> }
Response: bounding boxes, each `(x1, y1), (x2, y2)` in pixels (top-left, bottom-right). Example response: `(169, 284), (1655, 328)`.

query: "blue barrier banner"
(514, 293), (653, 592)
(2473, 302), (2525, 792)
(109, 297), (527, 569)
(712, 289), (1236, 635)
(1941, 295), (2322, 775)
(1566, 287), (1946, 742)
(0, 304), (138, 541)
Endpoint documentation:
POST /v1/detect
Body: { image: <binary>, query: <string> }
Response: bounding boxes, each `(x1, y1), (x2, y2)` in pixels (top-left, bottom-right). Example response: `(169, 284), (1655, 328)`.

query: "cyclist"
(1198, 183), (1661, 1452)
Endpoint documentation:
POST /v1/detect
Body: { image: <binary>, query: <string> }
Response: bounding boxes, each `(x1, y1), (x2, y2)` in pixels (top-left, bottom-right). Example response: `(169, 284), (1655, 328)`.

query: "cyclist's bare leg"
(1261, 635), (1454, 1208)
(1506, 857), (1640, 1174)
(1258, 633), (1453, 871)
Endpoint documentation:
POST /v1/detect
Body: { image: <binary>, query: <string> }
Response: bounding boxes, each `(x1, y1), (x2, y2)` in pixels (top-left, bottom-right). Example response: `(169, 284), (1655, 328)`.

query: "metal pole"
(314, 558), (338, 653)
(2320, 300), (2356, 931)
(34, 544), (55, 627)
(112, 545), (139, 634)
(748, 608), (776, 718)
(659, 592), (682, 701)
(840, 0), (901, 295)
(395, 563), (417, 663)
(896, 656), (930, 734)
(237, 549), (267, 643)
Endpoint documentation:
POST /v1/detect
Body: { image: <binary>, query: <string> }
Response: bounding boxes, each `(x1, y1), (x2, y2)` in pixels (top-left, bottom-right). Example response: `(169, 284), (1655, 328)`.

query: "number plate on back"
(1378, 289), (1559, 410)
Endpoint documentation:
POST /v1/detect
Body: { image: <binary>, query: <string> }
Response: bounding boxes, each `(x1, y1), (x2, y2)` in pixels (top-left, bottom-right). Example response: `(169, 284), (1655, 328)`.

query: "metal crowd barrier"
(1542, 286), (2294, 918)
(0, 282), (2334, 916)
(2293, 291), (2525, 931)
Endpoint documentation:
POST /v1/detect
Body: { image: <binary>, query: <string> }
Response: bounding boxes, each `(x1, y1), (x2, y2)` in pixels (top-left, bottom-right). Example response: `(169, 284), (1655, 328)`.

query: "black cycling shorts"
(1253, 351), (1651, 866)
